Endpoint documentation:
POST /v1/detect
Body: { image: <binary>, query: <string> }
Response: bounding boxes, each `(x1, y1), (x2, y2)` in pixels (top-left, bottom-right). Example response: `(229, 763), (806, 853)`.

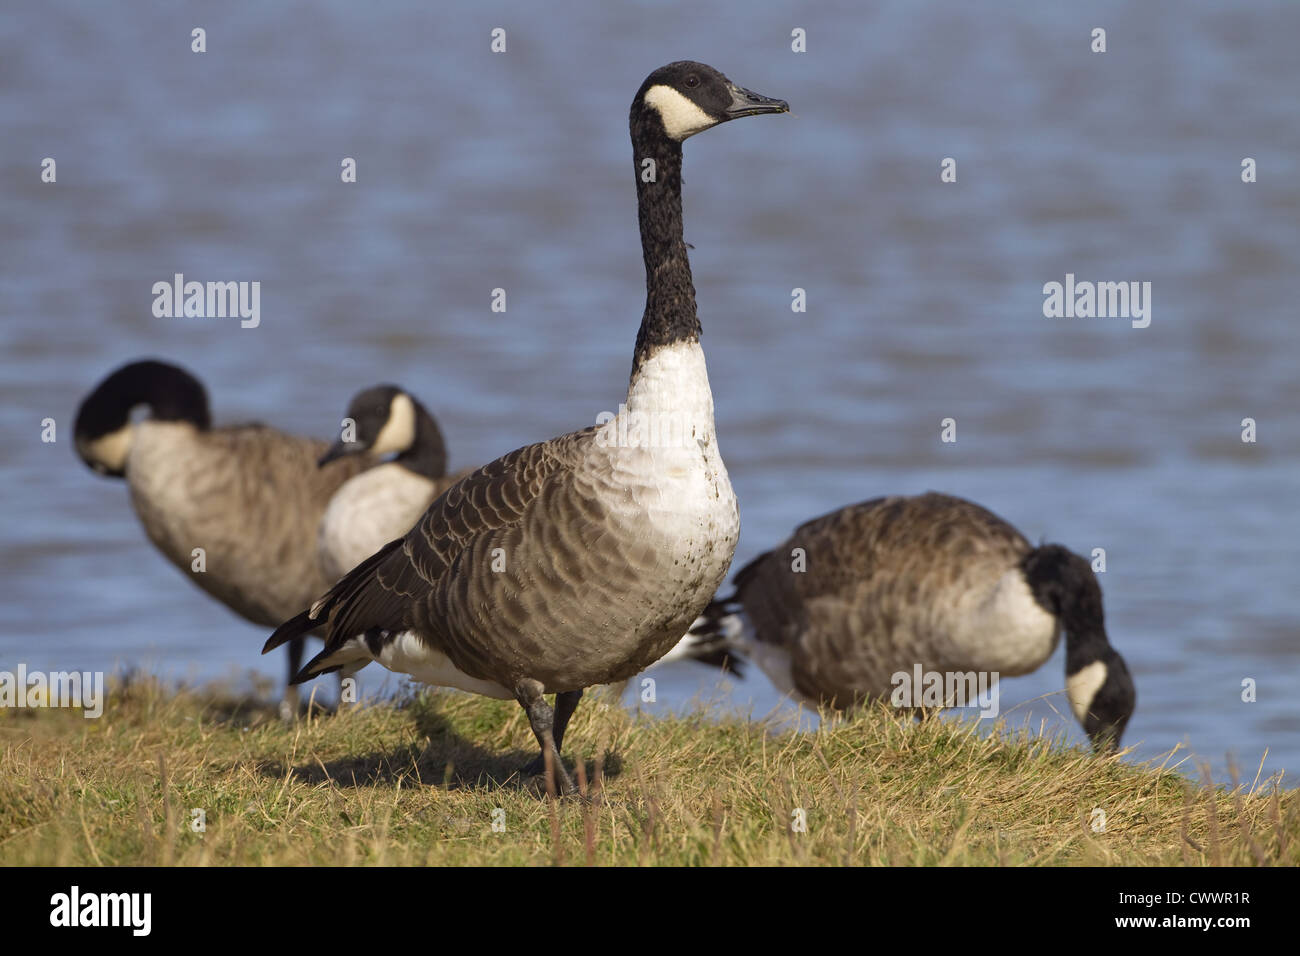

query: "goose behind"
(265, 62), (789, 793)
(681, 493), (1137, 752)
(74, 359), (376, 710)
(316, 385), (473, 582)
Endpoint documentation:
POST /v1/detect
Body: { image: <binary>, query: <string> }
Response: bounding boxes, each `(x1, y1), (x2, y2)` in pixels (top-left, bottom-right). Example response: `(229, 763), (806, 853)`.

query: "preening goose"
(316, 385), (472, 582)
(266, 62), (789, 793)
(681, 493), (1137, 752)
(74, 359), (376, 712)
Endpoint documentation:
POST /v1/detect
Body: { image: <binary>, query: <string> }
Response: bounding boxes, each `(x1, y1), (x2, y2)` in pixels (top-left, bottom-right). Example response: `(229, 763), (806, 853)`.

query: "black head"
(1073, 649), (1137, 754)
(1023, 544), (1137, 753)
(74, 359), (210, 477)
(631, 61), (788, 142)
(319, 384), (447, 478)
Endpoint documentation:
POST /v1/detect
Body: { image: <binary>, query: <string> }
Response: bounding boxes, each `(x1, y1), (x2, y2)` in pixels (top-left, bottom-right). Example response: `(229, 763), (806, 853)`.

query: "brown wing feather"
(734, 493), (1032, 705)
(131, 422), (374, 625)
(320, 428), (594, 648)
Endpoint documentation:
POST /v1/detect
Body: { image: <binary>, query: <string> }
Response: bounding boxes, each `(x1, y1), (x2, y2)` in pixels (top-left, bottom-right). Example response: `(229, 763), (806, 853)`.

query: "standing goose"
(680, 493), (1137, 752)
(74, 359), (377, 712)
(316, 385), (473, 582)
(265, 62), (789, 793)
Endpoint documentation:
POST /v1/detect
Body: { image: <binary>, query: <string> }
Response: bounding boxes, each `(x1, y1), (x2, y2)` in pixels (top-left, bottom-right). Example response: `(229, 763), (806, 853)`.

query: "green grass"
(2, 675), (1295, 865)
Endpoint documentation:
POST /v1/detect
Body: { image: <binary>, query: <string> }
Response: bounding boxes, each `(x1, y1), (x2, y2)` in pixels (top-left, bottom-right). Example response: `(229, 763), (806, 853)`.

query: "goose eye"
(684, 75), (699, 89)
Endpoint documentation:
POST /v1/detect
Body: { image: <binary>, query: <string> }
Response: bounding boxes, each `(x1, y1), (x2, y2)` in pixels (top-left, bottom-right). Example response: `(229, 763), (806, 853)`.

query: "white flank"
(746, 639), (803, 701)
(317, 632), (513, 699)
(375, 631), (514, 699)
(659, 611), (808, 704)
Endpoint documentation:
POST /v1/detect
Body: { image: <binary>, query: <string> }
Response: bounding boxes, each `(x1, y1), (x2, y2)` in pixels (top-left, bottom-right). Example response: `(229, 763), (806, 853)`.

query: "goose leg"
(279, 638), (305, 721)
(521, 689), (584, 780)
(552, 689), (584, 753)
(516, 679), (576, 796)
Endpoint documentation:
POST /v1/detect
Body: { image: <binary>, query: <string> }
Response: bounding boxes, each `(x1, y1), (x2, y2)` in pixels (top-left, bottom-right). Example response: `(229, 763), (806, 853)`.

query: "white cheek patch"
(643, 84), (716, 141)
(1066, 660), (1108, 723)
(85, 423), (134, 473)
(370, 392), (416, 456)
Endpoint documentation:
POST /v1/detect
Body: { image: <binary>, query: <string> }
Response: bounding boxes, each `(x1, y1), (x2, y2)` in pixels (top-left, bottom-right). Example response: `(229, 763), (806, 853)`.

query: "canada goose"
(73, 359), (376, 712)
(680, 493), (1137, 752)
(265, 62), (789, 793)
(316, 385), (473, 582)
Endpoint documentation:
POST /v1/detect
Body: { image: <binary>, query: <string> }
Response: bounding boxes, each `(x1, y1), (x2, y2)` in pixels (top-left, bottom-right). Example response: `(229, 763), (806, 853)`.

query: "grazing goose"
(265, 62), (789, 793)
(316, 385), (473, 582)
(74, 359), (376, 712)
(680, 493), (1137, 752)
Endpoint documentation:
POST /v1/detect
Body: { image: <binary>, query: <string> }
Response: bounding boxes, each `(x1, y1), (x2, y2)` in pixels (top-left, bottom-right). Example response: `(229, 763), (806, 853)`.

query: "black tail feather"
(263, 539), (403, 658)
(682, 593), (747, 677)
(289, 651), (344, 685)
(291, 626), (392, 684)
(264, 607), (317, 656)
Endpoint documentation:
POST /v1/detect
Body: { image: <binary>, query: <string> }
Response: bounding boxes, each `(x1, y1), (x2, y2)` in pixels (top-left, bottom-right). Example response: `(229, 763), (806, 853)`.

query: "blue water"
(2, 1), (1297, 786)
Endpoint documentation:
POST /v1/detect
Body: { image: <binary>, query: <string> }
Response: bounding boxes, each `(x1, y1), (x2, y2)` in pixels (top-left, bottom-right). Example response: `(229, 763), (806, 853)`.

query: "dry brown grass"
(2, 675), (1295, 865)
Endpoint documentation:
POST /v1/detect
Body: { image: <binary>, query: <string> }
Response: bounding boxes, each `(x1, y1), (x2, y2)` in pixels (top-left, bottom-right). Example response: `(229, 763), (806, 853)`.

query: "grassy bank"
(2, 677), (1294, 866)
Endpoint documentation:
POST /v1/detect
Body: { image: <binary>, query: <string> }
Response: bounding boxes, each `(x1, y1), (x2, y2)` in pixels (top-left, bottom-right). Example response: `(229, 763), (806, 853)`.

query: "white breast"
(948, 569), (1060, 675)
(319, 464), (437, 581)
(599, 341), (738, 555)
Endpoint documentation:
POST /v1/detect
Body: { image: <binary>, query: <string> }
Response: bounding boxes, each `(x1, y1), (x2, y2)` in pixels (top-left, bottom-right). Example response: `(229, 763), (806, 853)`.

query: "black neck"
(630, 126), (699, 376)
(1021, 544), (1111, 674)
(395, 401), (448, 479)
(1063, 614), (1114, 678)
(75, 359), (211, 441)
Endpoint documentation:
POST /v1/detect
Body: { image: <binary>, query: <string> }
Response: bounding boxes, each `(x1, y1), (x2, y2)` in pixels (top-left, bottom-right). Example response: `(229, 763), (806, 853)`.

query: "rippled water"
(2, 1), (1297, 785)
